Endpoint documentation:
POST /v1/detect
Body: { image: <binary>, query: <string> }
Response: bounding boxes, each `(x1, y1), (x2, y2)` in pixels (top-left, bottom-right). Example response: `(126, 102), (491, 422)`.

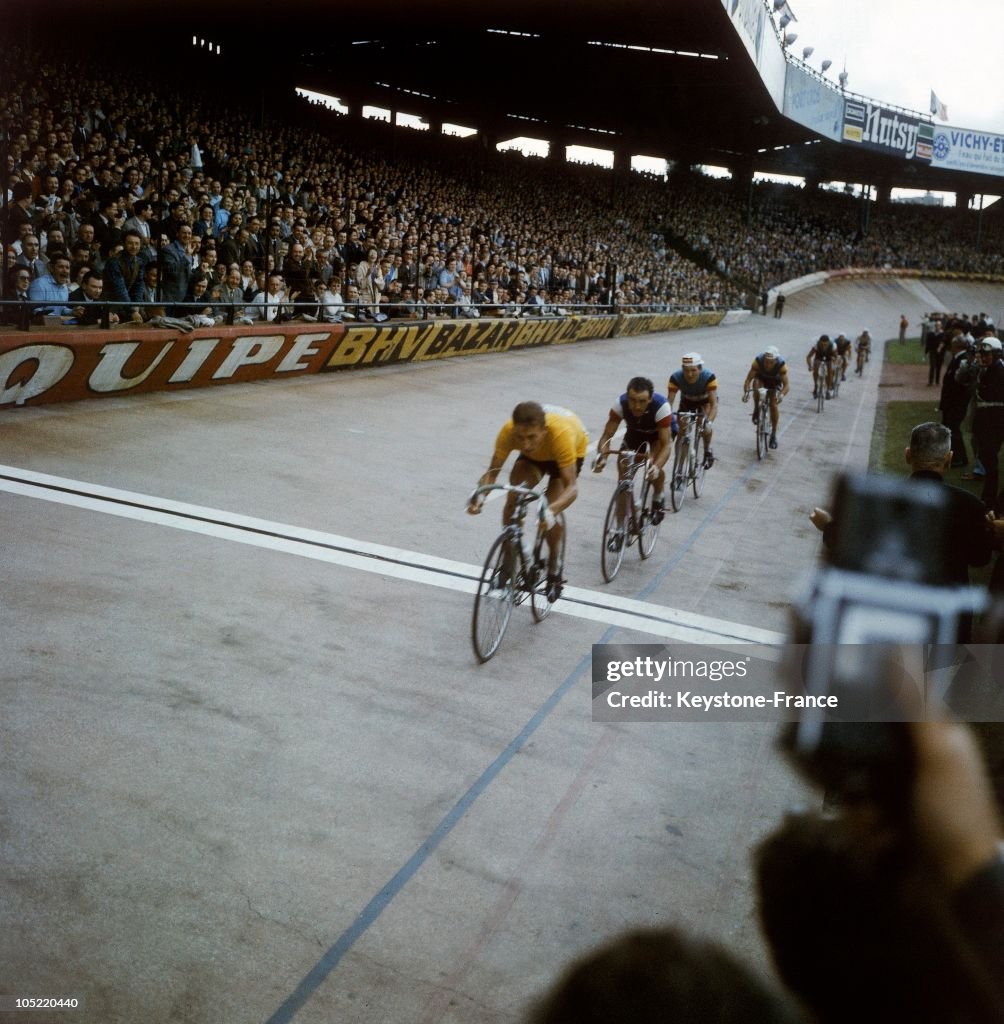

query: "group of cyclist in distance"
(806, 329), (873, 399)
(466, 334), (872, 608)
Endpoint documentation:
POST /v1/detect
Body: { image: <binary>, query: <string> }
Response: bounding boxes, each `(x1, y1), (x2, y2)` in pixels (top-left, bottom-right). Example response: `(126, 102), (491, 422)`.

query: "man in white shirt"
(246, 272), (290, 323)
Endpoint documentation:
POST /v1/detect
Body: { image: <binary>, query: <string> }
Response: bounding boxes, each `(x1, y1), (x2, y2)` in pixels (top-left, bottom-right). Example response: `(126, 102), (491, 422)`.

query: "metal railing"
(0, 297), (730, 331)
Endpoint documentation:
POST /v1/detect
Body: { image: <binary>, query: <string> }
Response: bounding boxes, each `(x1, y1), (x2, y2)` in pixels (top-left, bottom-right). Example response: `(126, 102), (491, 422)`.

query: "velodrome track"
(3, 277), (1002, 1023)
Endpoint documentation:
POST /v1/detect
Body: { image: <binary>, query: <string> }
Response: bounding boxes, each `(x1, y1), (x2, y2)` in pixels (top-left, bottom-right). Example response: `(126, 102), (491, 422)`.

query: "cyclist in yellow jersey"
(468, 401), (588, 602)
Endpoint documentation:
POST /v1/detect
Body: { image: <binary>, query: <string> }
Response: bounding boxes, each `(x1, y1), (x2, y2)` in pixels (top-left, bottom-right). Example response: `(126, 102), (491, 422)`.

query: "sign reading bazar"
(0, 325), (342, 408)
(0, 312), (725, 410)
(842, 99), (932, 162)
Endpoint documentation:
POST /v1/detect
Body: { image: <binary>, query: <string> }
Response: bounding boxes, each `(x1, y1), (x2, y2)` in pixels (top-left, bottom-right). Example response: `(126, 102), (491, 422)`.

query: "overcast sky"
(788, 0), (1004, 132)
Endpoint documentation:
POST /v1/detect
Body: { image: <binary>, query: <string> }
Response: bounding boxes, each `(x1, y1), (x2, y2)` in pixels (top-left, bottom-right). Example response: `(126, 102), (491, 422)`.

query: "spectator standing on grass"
(900, 313), (909, 343)
(941, 331), (974, 468)
(926, 320), (947, 386)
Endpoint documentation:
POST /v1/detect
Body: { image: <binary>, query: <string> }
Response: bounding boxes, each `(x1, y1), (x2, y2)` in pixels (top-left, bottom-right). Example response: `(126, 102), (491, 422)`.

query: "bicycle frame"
(669, 410), (708, 511)
(597, 444), (660, 581)
(469, 483), (563, 661)
(751, 386), (770, 459)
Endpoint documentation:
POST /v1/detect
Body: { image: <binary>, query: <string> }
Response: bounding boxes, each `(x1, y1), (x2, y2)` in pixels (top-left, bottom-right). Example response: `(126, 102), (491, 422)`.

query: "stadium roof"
(13, 0), (1002, 197)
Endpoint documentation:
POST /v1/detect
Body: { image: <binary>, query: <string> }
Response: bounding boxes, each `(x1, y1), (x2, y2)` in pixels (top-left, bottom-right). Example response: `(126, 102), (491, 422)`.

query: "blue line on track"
(266, 398), (812, 1021)
(266, 647), (604, 1024)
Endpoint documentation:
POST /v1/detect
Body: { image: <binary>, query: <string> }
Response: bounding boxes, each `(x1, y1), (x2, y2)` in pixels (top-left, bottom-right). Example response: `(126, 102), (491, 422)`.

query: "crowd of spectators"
(1, 47), (738, 330)
(3, 45), (1003, 332)
(660, 173), (1004, 294)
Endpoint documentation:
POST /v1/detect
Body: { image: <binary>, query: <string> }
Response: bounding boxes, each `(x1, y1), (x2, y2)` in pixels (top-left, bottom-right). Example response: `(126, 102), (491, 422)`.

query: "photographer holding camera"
(757, 709), (1004, 1024)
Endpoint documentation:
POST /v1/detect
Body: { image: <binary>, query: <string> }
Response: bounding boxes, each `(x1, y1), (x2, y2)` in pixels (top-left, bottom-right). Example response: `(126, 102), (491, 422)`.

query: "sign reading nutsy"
(842, 99), (933, 163)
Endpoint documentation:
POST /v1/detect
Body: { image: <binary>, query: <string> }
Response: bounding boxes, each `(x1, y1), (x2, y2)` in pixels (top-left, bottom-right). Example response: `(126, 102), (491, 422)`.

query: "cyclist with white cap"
(667, 352), (718, 469)
(742, 346), (790, 450)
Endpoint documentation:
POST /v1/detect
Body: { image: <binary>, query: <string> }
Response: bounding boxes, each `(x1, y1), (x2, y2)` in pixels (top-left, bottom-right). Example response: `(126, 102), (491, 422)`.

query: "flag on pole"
(776, 1), (798, 21)
(930, 90), (948, 121)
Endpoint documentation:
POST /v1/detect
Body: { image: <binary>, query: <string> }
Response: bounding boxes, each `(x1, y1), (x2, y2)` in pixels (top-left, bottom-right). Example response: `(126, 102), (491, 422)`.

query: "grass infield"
(882, 337), (927, 366)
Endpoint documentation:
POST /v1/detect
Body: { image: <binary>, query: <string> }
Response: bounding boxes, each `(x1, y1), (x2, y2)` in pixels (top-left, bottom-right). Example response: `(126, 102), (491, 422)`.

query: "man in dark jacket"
(810, 421), (992, 591)
(940, 331), (974, 467)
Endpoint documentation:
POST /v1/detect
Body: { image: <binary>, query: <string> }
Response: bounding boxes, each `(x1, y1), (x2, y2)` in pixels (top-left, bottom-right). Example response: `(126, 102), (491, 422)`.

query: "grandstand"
(3, 2), (1004, 1023)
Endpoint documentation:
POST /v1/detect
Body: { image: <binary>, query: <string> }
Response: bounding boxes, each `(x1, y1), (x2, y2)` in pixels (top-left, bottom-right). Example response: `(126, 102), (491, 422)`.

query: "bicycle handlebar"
(468, 483), (551, 517)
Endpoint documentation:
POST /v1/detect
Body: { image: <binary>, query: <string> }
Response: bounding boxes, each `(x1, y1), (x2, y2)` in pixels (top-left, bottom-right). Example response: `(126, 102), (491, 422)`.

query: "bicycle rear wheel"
(600, 487), (628, 582)
(531, 514), (565, 621)
(669, 440), (688, 512)
(472, 532), (515, 661)
(638, 476), (660, 558)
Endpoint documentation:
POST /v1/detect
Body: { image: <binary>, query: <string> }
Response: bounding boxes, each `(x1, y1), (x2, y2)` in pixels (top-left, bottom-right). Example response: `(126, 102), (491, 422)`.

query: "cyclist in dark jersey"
(833, 333), (853, 382)
(667, 352), (719, 469)
(595, 376), (676, 522)
(806, 335), (837, 399)
(741, 346), (790, 449)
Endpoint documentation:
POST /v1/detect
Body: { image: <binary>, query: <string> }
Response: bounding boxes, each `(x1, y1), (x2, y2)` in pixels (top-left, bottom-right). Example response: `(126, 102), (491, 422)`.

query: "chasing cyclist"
(594, 376), (676, 531)
(741, 346), (790, 450)
(855, 329), (872, 375)
(468, 401), (588, 602)
(806, 334), (837, 399)
(833, 333), (853, 383)
(667, 352), (718, 469)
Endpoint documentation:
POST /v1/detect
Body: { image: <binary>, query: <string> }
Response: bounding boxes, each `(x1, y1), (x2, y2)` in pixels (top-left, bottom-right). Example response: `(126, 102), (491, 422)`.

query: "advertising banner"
(931, 126), (1004, 179)
(842, 99), (932, 162)
(1, 312), (726, 410)
(782, 63), (843, 141)
(725, 0), (785, 108)
(0, 325), (343, 408)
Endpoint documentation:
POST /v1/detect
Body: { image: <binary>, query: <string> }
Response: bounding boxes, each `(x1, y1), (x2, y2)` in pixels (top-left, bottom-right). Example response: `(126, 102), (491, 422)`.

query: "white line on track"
(0, 464), (784, 646)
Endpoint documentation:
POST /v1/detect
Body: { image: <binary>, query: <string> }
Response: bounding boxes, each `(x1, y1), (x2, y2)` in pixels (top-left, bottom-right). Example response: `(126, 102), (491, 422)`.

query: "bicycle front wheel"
(472, 532), (515, 661)
(816, 377), (825, 412)
(531, 514), (565, 621)
(692, 443), (706, 498)
(638, 476), (660, 558)
(669, 441), (688, 512)
(755, 409), (766, 460)
(601, 487), (628, 582)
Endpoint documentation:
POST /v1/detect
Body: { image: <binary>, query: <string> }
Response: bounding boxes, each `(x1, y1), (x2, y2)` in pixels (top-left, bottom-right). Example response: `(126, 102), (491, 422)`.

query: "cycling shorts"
(516, 454), (584, 480)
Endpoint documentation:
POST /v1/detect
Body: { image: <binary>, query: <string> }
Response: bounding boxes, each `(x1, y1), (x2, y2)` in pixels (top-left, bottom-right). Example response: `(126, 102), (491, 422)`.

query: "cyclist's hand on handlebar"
(591, 453), (607, 473)
(466, 492), (484, 515)
(541, 507), (557, 531)
(741, 390), (750, 403)
(646, 461), (659, 481)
